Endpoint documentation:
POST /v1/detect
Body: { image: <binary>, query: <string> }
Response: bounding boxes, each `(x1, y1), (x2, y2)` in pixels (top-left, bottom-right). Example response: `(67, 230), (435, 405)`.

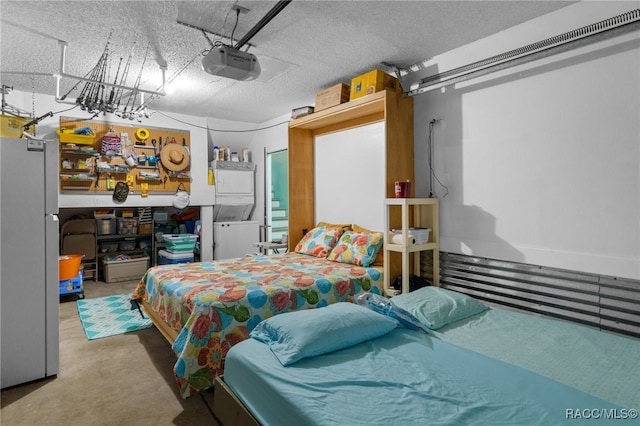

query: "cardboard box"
(350, 69), (401, 101)
(315, 83), (350, 111)
(103, 256), (149, 283)
(138, 223), (153, 235)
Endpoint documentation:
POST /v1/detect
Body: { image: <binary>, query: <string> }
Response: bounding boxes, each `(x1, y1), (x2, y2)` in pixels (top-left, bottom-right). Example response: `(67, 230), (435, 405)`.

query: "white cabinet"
(213, 221), (260, 260)
(383, 198), (439, 295)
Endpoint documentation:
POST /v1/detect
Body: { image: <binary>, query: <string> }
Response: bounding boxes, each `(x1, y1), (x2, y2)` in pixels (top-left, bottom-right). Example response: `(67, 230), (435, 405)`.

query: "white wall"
(413, 1), (640, 279)
(246, 113), (291, 226)
(315, 122), (386, 231)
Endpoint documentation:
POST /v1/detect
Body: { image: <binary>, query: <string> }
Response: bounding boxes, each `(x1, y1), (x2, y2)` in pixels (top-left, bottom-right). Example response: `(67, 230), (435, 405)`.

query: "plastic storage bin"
(96, 218), (116, 235)
(158, 250), (194, 265)
(162, 234), (198, 252)
(99, 242), (119, 253)
(118, 240), (136, 251)
(117, 218), (138, 235)
(103, 256), (149, 283)
(59, 254), (83, 281)
(59, 271), (83, 296)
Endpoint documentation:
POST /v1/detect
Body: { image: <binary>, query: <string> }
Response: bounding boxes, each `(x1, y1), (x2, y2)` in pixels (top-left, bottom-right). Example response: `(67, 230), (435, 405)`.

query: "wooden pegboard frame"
(59, 116), (191, 195)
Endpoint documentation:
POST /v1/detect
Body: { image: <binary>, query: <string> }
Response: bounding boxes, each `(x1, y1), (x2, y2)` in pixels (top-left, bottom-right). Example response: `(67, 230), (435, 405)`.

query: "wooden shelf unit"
(384, 198), (439, 295)
(288, 90), (414, 282)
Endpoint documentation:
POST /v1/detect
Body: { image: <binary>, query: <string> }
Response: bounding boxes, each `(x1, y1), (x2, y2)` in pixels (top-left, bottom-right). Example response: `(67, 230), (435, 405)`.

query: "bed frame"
(213, 376), (260, 426)
(141, 300), (257, 425)
(140, 299), (178, 344)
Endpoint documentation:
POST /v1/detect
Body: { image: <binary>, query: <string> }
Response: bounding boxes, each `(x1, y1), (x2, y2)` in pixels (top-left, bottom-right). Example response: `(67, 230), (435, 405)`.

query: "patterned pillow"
(295, 226), (344, 258)
(327, 230), (384, 267)
(353, 224), (384, 267)
(316, 221), (352, 232)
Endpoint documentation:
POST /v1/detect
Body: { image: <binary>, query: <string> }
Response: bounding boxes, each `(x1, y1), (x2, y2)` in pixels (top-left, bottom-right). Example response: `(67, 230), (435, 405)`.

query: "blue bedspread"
(431, 307), (640, 409)
(225, 328), (634, 425)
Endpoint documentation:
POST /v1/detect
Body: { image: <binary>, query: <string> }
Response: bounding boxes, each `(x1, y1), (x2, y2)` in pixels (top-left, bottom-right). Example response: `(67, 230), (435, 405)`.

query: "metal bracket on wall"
(402, 9), (640, 96)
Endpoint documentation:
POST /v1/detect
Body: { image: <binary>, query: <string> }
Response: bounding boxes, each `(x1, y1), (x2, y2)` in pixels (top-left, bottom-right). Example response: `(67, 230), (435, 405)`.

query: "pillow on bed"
(352, 224), (384, 267)
(326, 230), (383, 267)
(356, 293), (430, 333)
(391, 287), (488, 330)
(294, 226), (344, 258)
(316, 221), (352, 232)
(250, 302), (398, 366)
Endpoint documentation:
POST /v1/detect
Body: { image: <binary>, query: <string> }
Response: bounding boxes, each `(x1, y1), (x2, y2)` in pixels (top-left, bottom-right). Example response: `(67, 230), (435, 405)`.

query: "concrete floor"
(0, 279), (219, 426)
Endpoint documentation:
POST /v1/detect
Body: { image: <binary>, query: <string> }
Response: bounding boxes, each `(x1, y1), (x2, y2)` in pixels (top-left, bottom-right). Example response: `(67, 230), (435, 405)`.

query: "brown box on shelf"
(315, 83), (350, 112)
(103, 256), (149, 283)
(138, 223), (153, 235)
(350, 69), (401, 101)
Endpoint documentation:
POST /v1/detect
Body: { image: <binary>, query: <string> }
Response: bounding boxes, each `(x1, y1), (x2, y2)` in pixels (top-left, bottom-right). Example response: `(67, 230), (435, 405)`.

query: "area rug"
(77, 293), (154, 340)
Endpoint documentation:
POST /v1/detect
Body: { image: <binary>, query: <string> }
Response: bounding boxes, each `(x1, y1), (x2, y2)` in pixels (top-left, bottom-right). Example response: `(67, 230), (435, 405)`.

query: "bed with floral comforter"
(131, 252), (383, 398)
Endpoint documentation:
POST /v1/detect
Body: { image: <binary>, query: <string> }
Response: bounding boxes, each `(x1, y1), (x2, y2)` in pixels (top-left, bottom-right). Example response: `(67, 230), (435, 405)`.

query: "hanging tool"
(22, 111), (53, 133)
(182, 137), (190, 154)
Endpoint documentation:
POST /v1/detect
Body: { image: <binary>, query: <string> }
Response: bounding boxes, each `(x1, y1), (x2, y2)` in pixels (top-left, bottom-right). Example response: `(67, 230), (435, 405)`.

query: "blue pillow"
(250, 302), (398, 366)
(391, 287), (488, 330)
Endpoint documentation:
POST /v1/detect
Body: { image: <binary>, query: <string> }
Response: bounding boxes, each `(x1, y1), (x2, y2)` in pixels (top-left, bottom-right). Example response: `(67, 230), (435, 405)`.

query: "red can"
(394, 180), (411, 198)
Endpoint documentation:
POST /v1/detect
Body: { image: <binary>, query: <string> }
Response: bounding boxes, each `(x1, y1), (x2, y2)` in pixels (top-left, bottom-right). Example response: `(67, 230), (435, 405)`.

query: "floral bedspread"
(131, 252), (383, 398)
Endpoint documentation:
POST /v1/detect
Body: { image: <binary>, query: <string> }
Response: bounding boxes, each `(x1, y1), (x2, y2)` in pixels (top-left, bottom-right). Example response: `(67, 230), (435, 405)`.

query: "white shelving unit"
(383, 198), (439, 295)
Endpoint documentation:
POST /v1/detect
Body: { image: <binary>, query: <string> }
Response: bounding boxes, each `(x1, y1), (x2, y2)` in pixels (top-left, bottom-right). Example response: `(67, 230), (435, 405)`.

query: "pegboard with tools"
(58, 117), (191, 195)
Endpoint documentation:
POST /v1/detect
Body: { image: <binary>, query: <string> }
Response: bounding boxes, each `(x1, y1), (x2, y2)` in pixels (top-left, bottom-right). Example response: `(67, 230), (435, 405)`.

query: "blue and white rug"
(77, 293), (154, 340)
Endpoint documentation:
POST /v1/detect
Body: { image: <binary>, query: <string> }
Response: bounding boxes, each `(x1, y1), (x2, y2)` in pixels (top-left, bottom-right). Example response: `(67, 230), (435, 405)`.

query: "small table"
(253, 241), (288, 255)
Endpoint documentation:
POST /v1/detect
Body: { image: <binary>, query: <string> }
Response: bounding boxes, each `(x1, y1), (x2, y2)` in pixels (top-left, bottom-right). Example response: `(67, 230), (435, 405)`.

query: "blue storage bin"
(59, 271), (83, 295)
(162, 234), (198, 252)
(158, 249), (194, 265)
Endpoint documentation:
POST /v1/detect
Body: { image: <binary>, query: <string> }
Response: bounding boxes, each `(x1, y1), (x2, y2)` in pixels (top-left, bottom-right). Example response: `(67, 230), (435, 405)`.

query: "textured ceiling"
(0, 1), (576, 124)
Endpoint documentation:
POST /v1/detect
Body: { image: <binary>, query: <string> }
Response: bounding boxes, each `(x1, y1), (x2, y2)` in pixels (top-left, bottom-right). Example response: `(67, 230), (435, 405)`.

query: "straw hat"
(160, 144), (190, 171)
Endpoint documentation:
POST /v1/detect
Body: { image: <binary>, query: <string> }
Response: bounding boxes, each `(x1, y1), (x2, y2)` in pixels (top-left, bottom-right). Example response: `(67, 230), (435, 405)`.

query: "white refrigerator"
(213, 221), (259, 260)
(1, 137), (59, 388)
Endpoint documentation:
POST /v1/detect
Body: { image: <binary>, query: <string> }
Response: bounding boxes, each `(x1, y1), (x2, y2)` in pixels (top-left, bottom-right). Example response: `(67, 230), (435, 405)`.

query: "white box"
(390, 228), (430, 244)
